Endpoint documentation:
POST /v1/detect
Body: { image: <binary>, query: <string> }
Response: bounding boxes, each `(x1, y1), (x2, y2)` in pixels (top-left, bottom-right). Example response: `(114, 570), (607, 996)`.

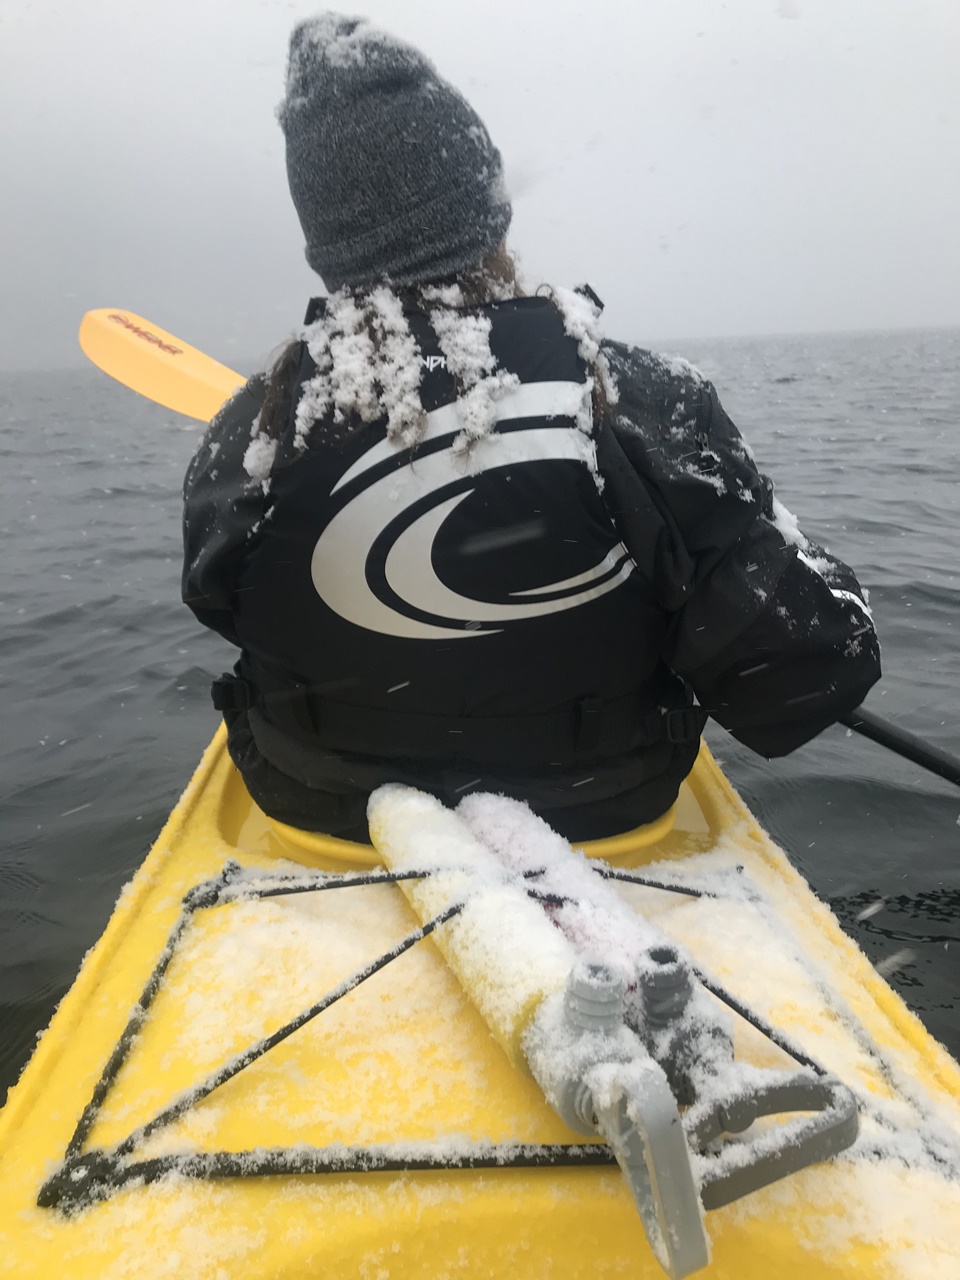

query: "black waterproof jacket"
(183, 295), (880, 839)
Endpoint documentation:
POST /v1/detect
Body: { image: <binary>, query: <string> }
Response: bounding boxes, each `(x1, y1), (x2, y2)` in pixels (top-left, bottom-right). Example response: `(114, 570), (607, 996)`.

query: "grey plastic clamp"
(543, 959), (710, 1280)
(684, 1071), (860, 1210)
(589, 1059), (710, 1280)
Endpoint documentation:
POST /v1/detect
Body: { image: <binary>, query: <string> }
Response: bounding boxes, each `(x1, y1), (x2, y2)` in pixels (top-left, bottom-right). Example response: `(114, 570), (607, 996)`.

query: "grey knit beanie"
(277, 13), (513, 290)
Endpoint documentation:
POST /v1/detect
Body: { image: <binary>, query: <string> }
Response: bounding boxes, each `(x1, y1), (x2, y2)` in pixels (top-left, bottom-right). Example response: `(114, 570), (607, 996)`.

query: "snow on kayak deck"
(2, 731), (959, 1280)
(368, 783), (960, 1280)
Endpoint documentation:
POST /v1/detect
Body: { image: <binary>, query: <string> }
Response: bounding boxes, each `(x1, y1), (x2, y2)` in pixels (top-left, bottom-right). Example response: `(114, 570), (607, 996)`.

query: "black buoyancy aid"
(225, 296), (696, 772)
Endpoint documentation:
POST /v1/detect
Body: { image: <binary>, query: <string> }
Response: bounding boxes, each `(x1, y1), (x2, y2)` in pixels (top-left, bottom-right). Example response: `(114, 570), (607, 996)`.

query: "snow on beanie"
(277, 13), (513, 290)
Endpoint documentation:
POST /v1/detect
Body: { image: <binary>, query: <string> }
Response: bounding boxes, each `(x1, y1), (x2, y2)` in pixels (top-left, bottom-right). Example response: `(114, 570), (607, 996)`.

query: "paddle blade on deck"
(79, 309), (245, 422)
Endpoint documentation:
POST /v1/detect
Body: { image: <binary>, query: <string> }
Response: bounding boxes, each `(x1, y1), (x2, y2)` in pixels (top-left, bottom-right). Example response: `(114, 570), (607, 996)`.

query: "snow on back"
(327, 295), (379, 421)
(429, 308), (495, 382)
(429, 303), (520, 457)
(370, 285), (428, 448)
(296, 287), (426, 451)
(286, 282), (606, 461)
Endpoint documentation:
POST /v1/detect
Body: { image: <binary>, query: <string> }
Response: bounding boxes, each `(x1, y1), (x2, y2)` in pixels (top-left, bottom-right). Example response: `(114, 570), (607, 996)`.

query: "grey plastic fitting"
(637, 946), (693, 1027)
(529, 958), (710, 1279)
(564, 959), (625, 1034)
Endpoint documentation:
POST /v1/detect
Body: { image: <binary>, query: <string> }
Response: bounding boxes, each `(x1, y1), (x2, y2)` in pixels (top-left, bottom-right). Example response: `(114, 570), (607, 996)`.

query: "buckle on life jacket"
(576, 697), (604, 753)
(663, 706), (704, 744)
(211, 674), (255, 713)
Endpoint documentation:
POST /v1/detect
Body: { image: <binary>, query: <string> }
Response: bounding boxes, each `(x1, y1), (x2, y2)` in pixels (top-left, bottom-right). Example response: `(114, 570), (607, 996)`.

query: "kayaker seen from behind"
(182, 12), (881, 843)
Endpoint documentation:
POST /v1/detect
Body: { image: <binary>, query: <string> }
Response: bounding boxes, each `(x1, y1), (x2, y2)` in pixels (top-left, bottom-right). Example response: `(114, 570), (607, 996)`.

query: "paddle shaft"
(841, 706), (960, 789)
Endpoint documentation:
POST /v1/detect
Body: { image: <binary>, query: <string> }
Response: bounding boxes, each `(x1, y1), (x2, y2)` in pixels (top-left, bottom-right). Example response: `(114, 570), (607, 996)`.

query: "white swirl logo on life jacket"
(310, 381), (634, 640)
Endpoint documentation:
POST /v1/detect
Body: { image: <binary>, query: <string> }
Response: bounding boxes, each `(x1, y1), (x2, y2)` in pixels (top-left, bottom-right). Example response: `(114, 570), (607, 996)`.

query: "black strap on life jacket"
(211, 667), (704, 767)
(573, 283), (604, 312)
(303, 297), (328, 324)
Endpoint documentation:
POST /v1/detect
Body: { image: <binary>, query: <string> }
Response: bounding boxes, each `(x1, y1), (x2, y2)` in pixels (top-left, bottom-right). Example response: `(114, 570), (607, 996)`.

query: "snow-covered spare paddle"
(368, 786), (858, 1280)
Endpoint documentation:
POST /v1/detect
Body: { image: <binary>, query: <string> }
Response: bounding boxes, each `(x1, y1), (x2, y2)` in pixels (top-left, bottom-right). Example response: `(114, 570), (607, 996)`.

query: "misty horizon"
(2, 0), (958, 374)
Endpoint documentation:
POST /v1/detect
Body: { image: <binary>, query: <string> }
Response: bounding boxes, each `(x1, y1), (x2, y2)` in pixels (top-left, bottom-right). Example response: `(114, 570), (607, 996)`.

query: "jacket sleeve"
(181, 375), (269, 647)
(597, 341), (881, 757)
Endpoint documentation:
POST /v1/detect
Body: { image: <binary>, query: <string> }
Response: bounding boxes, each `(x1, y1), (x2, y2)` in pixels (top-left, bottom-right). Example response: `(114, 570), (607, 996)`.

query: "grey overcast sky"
(1, 0), (958, 371)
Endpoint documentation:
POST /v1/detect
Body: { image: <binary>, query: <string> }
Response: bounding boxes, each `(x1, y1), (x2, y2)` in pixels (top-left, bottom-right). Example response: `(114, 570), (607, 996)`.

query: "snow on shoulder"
(242, 410), (276, 494)
(296, 288), (426, 452)
(551, 286), (619, 427)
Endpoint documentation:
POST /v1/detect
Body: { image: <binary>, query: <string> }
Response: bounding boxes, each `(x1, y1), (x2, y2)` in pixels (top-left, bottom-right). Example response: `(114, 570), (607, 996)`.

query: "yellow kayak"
(0, 727), (958, 1279)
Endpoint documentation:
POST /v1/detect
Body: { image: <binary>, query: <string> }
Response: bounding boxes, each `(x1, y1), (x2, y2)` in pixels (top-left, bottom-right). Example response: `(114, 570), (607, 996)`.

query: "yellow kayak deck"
(0, 728), (958, 1278)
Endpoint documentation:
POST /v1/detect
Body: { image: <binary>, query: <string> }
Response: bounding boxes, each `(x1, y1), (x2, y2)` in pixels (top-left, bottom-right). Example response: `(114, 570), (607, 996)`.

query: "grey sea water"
(1, 326), (958, 1101)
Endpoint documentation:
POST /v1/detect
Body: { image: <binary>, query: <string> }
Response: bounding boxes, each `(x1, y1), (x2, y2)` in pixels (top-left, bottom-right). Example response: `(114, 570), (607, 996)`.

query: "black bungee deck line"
(40, 1141), (618, 1215)
(41, 863), (619, 1213)
(38, 858), (831, 1215)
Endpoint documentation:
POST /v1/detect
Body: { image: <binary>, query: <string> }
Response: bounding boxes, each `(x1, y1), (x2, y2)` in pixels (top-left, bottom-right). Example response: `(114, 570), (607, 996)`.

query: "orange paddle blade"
(79, 309), (246, 421)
